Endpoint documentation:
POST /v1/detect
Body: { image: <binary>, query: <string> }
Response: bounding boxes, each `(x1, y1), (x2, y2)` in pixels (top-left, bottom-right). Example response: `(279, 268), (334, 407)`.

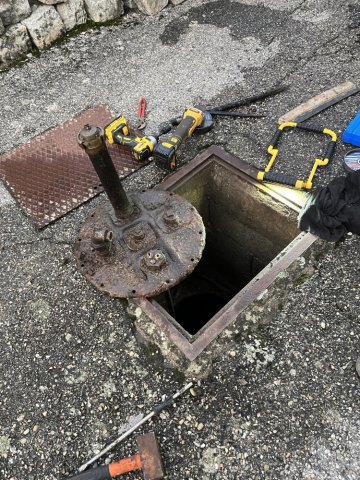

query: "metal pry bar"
(77, 382), (193, 473)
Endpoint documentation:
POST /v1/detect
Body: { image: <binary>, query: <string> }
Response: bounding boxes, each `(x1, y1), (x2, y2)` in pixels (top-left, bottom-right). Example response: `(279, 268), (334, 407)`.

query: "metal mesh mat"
(0, 105), (144, 229)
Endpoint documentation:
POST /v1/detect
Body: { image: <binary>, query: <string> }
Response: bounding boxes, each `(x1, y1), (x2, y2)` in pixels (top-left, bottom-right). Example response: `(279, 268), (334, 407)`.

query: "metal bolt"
(132, 226), (145, 241)
(92, 229), (113, 255)
(141, 249), (167, 271)
(163, 209), (180, 227)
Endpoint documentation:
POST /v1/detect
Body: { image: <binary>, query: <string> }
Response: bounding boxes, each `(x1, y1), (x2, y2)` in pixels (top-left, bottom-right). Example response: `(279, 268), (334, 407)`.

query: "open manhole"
(131, 146), (319, 374)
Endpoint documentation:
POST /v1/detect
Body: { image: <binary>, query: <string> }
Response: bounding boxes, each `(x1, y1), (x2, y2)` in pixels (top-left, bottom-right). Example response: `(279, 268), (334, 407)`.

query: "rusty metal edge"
(134, 146), (318, 361)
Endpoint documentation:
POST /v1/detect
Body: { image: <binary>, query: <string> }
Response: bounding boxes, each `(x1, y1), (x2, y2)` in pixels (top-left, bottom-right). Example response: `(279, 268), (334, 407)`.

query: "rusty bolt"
(141, 249), (167, 271)
(92, 229), (113, 255)
(163, 209), (180, 227)
(131, 225), (145, 241)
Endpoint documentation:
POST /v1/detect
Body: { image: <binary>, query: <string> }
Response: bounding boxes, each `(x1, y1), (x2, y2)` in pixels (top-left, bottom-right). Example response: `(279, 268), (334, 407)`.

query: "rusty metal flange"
(74, 190), (206, 298)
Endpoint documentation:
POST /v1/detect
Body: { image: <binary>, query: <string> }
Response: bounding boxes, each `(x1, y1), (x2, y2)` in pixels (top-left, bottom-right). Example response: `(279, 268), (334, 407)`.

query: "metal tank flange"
(75, 124), (205, 298)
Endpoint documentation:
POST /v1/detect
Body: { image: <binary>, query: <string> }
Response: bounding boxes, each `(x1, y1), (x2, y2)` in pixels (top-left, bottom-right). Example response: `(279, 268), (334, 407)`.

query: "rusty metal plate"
(74, 190), (206, 298)
(0, 105), (144, 229)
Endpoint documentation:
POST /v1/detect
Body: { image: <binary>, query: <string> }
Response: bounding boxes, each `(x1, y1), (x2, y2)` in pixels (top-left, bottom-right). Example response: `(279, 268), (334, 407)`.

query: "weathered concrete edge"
(130, 232), (327, 378)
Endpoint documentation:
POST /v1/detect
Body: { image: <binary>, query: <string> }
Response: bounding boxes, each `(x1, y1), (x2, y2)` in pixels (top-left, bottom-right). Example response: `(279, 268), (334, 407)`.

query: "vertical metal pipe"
(78, 124), (133, 219)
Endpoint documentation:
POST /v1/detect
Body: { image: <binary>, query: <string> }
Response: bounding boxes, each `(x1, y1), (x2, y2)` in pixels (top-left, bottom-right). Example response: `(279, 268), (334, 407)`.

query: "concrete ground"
(1, 0), (360, 478)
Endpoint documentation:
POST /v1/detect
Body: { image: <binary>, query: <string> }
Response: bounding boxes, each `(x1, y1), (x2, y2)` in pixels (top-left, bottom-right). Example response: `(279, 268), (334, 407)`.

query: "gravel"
(0, 0), (360, 478)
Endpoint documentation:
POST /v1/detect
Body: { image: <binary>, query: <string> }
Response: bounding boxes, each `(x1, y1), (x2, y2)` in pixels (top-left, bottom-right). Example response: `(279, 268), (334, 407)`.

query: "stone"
(22, 5), (65, 49)
(39, 0), (68, 4)
(134, 0), (168, 16)
(0, 1), (11, 18)
(57, 0), (87, 31)
(83, 0), (124, 23)
(0, 0), (31, 26)
(0, 23), (31, 70)
(170, 0), (185, 5)
(356, 357), (360, 377)
(123, 0), (137, 9)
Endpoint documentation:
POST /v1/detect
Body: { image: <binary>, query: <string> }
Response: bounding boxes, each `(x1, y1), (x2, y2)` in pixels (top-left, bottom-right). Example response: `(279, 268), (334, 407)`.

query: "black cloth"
(298, 171), (360, 241)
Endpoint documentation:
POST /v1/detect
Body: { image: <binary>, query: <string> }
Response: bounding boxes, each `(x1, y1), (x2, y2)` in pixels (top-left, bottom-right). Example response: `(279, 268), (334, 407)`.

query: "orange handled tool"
(67, 433), (164, 480)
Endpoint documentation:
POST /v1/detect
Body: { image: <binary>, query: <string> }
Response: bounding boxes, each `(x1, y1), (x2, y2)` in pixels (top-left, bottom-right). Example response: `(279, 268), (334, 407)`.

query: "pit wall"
(0, 0), (185, 71)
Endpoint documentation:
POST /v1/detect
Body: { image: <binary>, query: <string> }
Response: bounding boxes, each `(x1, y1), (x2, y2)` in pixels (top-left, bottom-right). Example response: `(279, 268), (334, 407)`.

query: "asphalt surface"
(1, 0), (360, 479)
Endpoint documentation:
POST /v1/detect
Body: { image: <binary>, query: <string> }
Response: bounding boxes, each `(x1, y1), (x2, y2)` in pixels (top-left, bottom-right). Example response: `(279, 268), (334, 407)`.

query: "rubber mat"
(0, 105), (145, 229)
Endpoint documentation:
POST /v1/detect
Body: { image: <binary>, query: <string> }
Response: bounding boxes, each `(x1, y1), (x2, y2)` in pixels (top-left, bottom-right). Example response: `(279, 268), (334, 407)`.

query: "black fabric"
(298, 171), (360, 241)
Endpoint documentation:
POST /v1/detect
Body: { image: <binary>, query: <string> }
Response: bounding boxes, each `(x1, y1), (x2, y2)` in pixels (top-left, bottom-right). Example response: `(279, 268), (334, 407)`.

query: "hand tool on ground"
(78, 382), (193, 473)
(104, 115), (157, 162)
(67, 433), (164, 480)
(257, 122), (337, 190)
(149, 86), (289, 168)
(278, 81), (359, 124)
(210, 84), (288, 112)
(137, 97), (147, 130)
(155, 85), (286, 137)
(206, 110), (266, 118)
(105, 107), (206, 171)
(150, 102), (267, 171)
(104, 86), (286, 172)
(153, 106), (205, 171)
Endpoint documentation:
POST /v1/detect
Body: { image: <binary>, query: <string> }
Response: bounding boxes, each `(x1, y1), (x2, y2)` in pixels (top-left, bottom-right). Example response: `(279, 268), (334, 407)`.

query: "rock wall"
(0, 0), (185, 70)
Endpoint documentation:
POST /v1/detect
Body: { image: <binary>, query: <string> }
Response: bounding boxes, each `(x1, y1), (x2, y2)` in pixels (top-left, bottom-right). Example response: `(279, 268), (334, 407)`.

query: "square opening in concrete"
(131, 146), (318, 370)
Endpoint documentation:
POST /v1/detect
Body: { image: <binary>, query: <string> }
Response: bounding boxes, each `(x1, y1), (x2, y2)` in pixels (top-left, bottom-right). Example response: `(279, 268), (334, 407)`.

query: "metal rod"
(77, 382), (193, 473)
(210, 85), (288, 112)
(208, 111), (266, 118)
(78, 124), (133, 219)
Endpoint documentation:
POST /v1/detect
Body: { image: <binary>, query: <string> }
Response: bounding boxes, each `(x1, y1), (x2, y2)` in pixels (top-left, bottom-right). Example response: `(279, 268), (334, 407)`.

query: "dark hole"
(100, 283), (104, 287)
(154, 242), (242, 335)
(174, 293), (227, 335)
(152, 161), (300, 335)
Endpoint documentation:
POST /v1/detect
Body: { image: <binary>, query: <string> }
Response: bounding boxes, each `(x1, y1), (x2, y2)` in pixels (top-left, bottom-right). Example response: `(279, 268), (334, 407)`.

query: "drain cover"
(0, 105), (144, 229)
(74, 190), (206, 298)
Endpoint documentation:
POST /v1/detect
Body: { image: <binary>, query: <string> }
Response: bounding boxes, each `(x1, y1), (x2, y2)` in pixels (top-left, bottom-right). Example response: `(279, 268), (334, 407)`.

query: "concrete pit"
(130, 146), (321, 376)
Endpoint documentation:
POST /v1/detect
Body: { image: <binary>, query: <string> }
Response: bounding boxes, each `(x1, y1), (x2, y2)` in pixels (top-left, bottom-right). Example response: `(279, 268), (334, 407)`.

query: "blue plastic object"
(342, 111), (360, 147)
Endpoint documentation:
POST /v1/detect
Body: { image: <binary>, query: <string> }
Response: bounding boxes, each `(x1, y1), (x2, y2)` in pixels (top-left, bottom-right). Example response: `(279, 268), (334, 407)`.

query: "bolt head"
(142, 249), (167, 271)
